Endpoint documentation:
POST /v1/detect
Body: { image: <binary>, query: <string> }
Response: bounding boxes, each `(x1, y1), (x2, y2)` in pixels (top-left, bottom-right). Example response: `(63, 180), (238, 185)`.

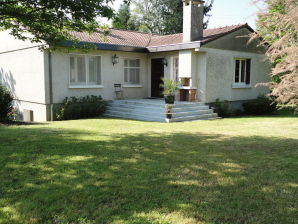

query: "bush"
(211, 99), (231, 118)
(243, 95), (277, 115)
(0, 84), (14, 122)
(55, 95), (106, 121)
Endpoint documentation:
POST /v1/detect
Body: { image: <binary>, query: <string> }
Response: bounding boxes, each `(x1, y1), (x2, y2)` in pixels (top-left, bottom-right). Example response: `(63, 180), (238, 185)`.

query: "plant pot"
(164, 95), (175, 104)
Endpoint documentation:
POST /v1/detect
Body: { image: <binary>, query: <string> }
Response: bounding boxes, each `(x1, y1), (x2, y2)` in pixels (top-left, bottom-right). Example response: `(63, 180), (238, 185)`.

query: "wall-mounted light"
(112, 54), (119, 66)
(162, 57), (168, 67)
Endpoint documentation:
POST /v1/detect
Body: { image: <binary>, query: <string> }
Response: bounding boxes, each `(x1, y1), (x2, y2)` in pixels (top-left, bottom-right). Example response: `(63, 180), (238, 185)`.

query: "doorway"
(151, 58), (164, 98)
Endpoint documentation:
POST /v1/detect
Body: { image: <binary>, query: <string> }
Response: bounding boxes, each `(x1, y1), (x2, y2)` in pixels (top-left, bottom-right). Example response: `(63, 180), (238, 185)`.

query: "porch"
(105, 99), (218, 123)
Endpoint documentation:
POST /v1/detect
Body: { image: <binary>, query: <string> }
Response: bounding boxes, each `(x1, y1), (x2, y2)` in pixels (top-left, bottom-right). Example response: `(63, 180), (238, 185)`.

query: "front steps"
(105, 99), (218, 123)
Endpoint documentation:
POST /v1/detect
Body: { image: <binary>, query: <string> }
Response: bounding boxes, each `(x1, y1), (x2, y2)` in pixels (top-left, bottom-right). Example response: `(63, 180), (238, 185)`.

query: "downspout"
(48, 51), (54, 121)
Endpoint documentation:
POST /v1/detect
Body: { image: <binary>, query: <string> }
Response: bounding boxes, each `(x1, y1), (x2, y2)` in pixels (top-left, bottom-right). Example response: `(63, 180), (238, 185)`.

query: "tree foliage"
(114, 0), (214, 34)
(253, 0), (298, 111)
(0, 84), (14, 122)
(0, 0), (114, 45)
(112, 2), (136, 30)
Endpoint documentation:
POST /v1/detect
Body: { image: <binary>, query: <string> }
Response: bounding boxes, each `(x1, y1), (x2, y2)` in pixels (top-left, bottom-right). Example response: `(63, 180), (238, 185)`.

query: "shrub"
(243, 95), (277, 115)
(55, 95), (106, 121)
(0, 84), (14, 122)
(211, 99), (231, 118)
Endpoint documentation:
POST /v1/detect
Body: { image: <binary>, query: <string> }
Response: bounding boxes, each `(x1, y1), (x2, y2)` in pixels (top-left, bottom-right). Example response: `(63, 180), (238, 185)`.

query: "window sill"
(69, 85), (104, 89)
(123, 85), (142, 88)
(232, 84), (252, 89)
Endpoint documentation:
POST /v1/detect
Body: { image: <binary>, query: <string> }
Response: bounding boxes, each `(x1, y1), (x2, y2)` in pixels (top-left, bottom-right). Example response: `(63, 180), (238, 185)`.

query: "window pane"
(136, 59), (140, 67)
(241, 60), (246, 83)
(135, 68), (140, 84)
(70, 56), (76, 84)
(124, 59), (128, 67)
(96, 56), (101, 85)
(130, 68), (136, 84)
(77, 56), (86, 83)
(124, 68), (129, 83)
(129, 59), (136, 67)
(235, 60), (240, 83)
(88, 57), (96, 84)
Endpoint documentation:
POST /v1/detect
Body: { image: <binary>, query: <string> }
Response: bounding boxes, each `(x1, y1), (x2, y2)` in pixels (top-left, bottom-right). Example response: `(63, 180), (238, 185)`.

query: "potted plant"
(160, 78), (181, 104)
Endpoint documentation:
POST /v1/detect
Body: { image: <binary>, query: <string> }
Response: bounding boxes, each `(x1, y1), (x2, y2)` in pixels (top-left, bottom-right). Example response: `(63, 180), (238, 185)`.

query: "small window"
(234, 58), (251, 85)
(69, 55), (101, 87)
(124, 59), (141, 85)
(173, 57), (179, 82)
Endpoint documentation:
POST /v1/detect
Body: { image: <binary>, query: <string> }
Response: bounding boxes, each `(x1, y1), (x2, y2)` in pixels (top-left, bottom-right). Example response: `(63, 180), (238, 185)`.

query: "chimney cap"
(182, 0), (205, 4)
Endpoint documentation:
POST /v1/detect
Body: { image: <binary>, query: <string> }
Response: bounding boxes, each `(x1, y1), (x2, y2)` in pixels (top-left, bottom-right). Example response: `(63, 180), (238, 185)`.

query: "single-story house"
(0, 0), (270, 122)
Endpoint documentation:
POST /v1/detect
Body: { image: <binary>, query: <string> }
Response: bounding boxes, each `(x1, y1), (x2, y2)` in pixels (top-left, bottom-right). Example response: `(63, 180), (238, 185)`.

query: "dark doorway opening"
(151, 58), (164, 98)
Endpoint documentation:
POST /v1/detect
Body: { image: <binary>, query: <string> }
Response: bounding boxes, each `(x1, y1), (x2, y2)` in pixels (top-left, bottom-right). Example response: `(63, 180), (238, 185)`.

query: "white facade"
(0, 27), (270, 122)
(0, 31), (48, 121)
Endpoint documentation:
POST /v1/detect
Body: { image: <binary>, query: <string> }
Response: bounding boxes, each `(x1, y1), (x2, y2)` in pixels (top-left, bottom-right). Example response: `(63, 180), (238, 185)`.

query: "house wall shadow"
(0, 127), (297, 224)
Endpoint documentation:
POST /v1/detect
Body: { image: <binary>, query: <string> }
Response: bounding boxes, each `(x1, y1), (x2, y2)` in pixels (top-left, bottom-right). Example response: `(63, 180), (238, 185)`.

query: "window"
(124, 59), (140, 85)
(69, 54), (101, 87)
(234, 58), (251, 85)
(173, 57), (179, 82)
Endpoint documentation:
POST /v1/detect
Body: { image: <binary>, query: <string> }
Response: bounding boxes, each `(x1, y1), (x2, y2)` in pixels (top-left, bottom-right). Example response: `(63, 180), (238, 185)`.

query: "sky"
(104, 0), (263, 29)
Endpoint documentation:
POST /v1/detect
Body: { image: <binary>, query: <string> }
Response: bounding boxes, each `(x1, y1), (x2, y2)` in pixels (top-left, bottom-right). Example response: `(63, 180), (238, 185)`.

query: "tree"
(253, 0), (298, 112)
(0, 0), (114, 46)
(112, 2), (136, 30)
(128, 0), (214, 35)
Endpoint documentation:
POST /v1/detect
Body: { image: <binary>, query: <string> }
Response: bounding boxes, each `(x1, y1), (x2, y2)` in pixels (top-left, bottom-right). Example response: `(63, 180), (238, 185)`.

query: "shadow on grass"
(0, 126), (297, 224)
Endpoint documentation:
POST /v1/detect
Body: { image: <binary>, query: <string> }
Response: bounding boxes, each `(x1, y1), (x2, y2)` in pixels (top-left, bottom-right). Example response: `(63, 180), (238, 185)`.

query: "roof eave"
(61, 41), (148, 53)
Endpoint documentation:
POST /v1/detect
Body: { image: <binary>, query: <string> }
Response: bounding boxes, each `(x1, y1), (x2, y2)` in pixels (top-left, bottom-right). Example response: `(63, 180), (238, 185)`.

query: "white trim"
(68, 53), (103, 87)
(232, 84), (252, 89)
(123, 85), (142, 88)
(233, 57), (251, 85)
(123, 58), (141, 85)
(69, 85), (104, 89)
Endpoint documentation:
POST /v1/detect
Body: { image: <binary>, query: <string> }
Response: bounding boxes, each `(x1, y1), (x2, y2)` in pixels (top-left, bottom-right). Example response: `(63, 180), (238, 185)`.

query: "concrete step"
(105, 111), (165, 122)
(107, 103), (209, 113)
(105, 99), (218, 123)
(171, 109), (214, 118)
(108, 100), (205, 108)
(171, 105), (210, 112)
(106, 104), (165, 112)
(167, 113), (218, 123)
(108, 100), (166, 108)
(106, 108), (164, 116)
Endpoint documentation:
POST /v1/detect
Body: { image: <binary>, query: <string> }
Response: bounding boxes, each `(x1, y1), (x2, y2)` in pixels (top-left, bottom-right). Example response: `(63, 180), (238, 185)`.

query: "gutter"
(48, 51), (54, 121)
(62, 41), (148, 53)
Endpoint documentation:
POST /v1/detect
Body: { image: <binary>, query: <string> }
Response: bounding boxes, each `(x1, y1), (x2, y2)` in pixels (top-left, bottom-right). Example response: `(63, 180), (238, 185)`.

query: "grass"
(0, 113), (298, 224)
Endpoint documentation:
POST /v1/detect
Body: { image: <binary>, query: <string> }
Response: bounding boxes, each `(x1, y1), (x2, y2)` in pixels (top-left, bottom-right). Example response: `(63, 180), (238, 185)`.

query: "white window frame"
(123, 58), (141, 86)
(233, 58), (251, 88)
(69, 53), (103, 89)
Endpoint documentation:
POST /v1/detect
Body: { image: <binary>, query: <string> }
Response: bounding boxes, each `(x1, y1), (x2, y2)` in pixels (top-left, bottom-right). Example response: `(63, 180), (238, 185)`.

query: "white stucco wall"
(201, 47), (270, 103)
(49, 49), (150, 103)
(0, 31), (48, 121)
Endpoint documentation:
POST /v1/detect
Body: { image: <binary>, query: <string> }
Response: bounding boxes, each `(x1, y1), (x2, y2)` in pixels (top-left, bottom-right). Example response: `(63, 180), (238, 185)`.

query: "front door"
(151, 58), (164, 98)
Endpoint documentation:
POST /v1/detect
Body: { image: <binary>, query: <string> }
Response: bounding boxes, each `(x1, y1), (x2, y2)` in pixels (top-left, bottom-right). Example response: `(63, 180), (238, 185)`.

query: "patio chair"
(114, 84), (124, 100)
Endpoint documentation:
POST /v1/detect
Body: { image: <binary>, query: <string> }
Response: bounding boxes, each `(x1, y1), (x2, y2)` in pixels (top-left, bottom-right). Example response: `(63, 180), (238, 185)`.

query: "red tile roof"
(70, 23), (253, 49)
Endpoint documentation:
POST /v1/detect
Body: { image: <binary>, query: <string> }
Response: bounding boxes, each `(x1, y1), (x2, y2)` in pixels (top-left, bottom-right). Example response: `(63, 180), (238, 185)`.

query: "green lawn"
(0, 114), (298, 224)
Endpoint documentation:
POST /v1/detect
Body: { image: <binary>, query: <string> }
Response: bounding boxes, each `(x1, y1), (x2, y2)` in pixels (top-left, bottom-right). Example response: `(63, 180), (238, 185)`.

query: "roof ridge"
(109, 23), (250, 37)
(205, 23), (248, 30)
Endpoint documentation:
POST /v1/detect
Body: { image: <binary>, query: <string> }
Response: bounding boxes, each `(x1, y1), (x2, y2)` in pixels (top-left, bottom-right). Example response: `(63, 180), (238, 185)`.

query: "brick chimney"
(182, 0), (204, 42)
